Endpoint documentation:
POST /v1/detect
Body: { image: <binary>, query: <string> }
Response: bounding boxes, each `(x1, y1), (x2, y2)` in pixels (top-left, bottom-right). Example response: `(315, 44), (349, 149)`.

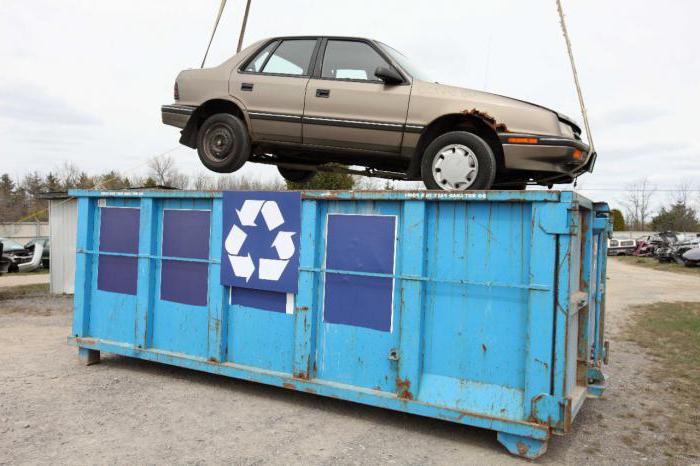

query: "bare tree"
(56, 162), (83, 188)
(670, 179), (694, 206)
(147, 155), (188, 189)
(623, 178), (656, 231)
(192, 173), (215, 191)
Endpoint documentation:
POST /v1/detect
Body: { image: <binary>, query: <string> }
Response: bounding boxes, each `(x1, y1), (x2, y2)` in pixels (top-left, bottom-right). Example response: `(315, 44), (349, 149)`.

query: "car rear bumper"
(161, 104), (196, 129)
(499, 133), (592, 175)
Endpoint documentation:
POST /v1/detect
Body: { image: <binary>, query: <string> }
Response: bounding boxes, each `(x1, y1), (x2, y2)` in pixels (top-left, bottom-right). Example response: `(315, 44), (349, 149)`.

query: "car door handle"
(315, 88), (330, 98)
(241, 82), (254, 91)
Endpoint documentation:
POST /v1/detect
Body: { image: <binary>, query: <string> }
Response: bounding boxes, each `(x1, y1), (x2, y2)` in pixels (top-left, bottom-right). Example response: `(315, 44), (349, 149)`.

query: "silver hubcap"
(432, 144), (479, 190)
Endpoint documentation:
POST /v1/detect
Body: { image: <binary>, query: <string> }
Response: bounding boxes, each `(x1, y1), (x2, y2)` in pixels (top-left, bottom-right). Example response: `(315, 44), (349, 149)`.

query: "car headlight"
(559, 121), (574, 138)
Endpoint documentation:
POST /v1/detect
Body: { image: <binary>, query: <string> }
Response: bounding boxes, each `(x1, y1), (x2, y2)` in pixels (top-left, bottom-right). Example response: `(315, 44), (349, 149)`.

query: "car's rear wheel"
(421, 131), (496, 190)
(196, 113), (250, 173)
(277, 166), (317, 184)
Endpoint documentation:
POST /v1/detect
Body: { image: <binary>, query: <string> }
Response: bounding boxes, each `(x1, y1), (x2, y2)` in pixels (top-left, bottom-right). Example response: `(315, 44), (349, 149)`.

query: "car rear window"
(321, 40), (388, 81)
(243, 41), (278, 73)
(261, 39), (316, 76)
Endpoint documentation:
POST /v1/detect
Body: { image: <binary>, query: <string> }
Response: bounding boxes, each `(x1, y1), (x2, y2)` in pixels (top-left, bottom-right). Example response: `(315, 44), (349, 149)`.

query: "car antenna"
(556, 0), (595, 156)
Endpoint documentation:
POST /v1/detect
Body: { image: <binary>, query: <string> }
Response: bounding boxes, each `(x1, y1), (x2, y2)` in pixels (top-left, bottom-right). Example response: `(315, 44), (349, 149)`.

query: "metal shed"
(41, 193), (78, 294)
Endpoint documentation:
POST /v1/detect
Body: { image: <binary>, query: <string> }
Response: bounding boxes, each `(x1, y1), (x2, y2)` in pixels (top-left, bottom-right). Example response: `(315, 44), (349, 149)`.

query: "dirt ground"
(0, 273), (49, 288)
(1, 259), (699, 465)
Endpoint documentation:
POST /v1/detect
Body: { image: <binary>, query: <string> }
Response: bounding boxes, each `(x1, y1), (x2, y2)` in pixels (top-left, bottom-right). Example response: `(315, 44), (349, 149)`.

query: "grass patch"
(614, 255), (700, 276)
(0, 283), (50, 301)
(625, 302), (700, 461)
(626, 301), (700, 402)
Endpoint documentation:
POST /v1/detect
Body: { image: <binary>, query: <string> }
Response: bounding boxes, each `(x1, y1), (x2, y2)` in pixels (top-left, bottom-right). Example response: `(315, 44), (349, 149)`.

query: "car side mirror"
(374, 66), (403, 85)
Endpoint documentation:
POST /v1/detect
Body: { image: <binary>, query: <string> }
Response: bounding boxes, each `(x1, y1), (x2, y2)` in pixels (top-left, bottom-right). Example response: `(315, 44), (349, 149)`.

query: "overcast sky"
(1, 0), (699, 211)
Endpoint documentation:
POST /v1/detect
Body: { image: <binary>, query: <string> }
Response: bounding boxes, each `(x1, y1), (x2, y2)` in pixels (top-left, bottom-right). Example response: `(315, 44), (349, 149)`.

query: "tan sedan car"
(162, 36), (595, 190)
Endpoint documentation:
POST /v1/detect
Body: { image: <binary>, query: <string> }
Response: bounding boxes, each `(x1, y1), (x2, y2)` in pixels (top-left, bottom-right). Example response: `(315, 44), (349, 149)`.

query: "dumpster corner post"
(78, 347), (100, 366)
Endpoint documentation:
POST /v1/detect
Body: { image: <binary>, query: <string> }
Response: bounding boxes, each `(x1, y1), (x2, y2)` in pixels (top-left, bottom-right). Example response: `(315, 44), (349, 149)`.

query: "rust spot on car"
(396, 377), (413, 400)
(463, 108), (509, 132)
(282, 382), (296, 390)
(304, 387), (316, 394)
(207, 357), (219, 363)
(295, 306), (309, 312)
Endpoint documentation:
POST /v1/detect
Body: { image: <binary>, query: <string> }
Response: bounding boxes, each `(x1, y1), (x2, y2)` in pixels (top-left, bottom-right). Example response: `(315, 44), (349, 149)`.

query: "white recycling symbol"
(224, 200), (295, 282)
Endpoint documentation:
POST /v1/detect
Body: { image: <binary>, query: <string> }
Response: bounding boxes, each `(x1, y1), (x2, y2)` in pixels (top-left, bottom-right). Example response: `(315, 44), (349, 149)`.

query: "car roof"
(268, 35), (375, 42)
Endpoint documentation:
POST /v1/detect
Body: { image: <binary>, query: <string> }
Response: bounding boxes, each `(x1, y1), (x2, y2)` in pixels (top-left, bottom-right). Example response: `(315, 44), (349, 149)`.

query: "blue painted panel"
(316, 202), (401, 392)
(324, 275), (393, 331)
(221, 191), (301, 293)
(160, 209), (211, 306)
(97, 207), (139, 295)
(161, 260), (209, 307)
(325, 214), (396, 273)
(162, 209), (211, 259)
(97, 255), (138, 295)
(99, 207), (139, 253)
(227, 304), (294, 374)
(87, 288), (137, 343)
(231, 287), (286, 313)
(149, 200), (213, 358)
(324, 214), (396, 332)
(420, 202), (531, 410)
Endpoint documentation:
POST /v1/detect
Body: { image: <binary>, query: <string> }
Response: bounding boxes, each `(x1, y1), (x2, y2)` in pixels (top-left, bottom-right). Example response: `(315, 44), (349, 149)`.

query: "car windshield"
(0, 238), (26, 251)
(378, 42), (432, 82)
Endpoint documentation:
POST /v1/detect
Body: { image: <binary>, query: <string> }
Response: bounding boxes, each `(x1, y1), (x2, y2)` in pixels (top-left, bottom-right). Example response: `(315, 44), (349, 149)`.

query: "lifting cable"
(556, 0), (595, 155)
(201, 0), (228, 68)
(201, 0), (253, 68)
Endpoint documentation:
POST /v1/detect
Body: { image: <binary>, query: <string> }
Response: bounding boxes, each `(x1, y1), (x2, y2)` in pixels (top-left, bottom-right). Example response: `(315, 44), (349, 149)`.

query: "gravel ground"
(1, 258), (698, 465)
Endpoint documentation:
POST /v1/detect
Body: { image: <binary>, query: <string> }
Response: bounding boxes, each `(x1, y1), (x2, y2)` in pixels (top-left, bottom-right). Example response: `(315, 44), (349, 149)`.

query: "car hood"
(415, 81), (582, 135)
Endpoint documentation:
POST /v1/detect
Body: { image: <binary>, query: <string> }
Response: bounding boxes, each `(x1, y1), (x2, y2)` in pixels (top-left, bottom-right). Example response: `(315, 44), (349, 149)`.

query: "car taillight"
(174, 81), (179, 100)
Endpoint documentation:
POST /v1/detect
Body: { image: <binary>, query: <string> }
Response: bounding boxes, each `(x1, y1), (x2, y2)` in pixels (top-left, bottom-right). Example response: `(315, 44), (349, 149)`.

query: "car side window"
(321, 40), (389, 81)
(261, 39), (316, 76)
(243, 41), (278, 72)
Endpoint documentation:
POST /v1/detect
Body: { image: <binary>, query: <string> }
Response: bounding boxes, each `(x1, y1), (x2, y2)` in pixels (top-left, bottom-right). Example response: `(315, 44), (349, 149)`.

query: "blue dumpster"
(68, 189), (610, 459)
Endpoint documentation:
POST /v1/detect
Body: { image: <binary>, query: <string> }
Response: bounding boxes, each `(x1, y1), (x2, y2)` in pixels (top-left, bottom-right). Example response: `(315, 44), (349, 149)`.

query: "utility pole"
(237, 0), (253, 52)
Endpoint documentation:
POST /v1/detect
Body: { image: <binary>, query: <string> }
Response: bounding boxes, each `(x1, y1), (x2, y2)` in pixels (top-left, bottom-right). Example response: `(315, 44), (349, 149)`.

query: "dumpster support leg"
(78, 348), (100, 366)
(497, 432), (548, 459)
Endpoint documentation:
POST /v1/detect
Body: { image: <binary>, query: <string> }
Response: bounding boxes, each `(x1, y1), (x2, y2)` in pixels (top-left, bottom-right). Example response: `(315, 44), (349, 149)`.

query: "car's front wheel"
(421, 131), (496, 190)
(196, 113), (251, 173)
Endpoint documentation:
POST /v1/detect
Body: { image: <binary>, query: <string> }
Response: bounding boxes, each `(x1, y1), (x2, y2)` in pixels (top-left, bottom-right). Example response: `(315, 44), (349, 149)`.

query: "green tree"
(286, 168), (354, 190)
(142, 176), (158, 188)
(44, 172), (62, 192)
(610, 209), (625, 231)
(650, 202), (699, 231)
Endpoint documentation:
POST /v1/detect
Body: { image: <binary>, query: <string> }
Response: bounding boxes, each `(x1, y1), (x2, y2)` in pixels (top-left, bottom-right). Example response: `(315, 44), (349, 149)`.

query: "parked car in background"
(0, 237), (49, 273)
(682, 247), (700, 267)
(607, 238), (636, 256)
(0, 242), (11, 275)
(25, 237), (50, 269)
(163, 36), (595, 190)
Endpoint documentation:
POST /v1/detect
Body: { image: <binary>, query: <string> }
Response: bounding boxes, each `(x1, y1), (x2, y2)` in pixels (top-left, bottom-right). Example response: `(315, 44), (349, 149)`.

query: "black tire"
(420, 131), (497, 190)
(277, 166), (317, 183)
(196, 113), (251, 173)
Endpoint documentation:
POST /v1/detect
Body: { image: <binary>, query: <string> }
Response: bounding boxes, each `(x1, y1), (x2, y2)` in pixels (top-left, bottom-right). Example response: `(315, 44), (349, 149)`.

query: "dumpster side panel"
(419, 201), (533, 419)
